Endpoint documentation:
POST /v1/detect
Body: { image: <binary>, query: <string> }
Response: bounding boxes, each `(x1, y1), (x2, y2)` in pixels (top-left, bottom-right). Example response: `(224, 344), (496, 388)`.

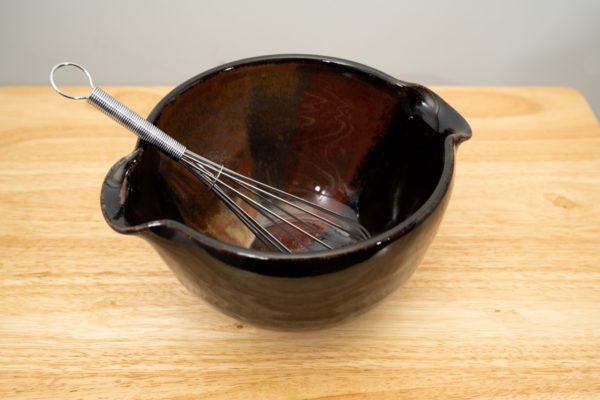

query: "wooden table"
(1, 86), (599, 399)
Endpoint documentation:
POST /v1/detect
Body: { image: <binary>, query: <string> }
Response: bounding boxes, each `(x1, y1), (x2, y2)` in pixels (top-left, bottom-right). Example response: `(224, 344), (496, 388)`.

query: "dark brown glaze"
(100, 55), (471, 329)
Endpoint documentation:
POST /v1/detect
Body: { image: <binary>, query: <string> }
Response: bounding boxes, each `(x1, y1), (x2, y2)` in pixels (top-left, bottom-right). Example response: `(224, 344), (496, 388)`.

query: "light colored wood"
(1, 86), (599, 399)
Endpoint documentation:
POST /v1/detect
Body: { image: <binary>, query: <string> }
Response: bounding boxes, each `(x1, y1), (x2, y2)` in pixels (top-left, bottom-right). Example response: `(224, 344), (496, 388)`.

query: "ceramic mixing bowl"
(100, 55), (471, 329)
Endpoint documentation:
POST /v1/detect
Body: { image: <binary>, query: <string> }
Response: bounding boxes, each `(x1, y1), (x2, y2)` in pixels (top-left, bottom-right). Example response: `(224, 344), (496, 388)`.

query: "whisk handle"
(50, 62), (186, 160)
(88, 87), (186, 159)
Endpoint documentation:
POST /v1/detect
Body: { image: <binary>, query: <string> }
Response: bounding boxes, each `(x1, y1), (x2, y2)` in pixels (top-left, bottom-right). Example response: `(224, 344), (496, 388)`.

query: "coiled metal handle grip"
(50, 62), (186, 160)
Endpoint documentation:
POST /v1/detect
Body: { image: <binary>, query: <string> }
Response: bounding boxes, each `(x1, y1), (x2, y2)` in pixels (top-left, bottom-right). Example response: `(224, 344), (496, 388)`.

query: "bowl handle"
(100, 149), (143, 231)
(413, 85), (472, 145)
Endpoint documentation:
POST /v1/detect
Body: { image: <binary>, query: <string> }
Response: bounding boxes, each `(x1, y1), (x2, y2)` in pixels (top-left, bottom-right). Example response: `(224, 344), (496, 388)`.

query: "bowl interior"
(122, 59), (446, 249)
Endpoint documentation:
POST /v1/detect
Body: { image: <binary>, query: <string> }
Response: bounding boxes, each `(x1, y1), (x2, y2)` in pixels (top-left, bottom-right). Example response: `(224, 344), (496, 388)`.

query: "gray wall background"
(2, 0), (599, 117)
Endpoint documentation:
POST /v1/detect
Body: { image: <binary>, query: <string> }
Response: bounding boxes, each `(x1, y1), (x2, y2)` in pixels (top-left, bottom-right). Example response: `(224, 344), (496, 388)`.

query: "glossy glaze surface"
(100, 55), (471, 329)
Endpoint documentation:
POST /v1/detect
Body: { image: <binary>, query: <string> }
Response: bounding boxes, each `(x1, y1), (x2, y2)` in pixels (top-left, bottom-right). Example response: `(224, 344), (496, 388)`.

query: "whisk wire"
(207, 164), (224, 192)
(182, 152), (368, 240)
(195, 170), (292, 253)
(183, 152), (334, 252)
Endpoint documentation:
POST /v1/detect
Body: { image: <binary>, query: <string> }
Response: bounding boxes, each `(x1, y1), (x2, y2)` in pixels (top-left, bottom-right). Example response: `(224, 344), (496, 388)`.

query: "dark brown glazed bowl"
(101, 55), (471, 330)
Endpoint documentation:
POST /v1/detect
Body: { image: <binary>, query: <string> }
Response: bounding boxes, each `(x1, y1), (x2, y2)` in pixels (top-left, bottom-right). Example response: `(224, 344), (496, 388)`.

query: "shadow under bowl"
(101, 55), (471, 330)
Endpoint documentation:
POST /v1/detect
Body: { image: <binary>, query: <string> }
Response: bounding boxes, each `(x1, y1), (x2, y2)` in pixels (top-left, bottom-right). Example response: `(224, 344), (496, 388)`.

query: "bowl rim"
(101, 54), (471, 263)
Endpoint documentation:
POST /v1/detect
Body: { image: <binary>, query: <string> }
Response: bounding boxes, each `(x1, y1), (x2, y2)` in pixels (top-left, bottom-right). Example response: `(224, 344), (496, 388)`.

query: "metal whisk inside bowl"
(50, 62), (370, 253)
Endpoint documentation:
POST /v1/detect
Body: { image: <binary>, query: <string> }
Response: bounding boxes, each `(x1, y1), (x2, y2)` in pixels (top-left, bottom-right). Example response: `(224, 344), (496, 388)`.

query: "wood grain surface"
(1, 86), (599, 399)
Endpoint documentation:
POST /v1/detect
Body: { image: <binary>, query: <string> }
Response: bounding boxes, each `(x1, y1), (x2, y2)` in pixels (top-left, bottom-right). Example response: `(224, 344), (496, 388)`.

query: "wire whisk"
(50, 62), (370, 253)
